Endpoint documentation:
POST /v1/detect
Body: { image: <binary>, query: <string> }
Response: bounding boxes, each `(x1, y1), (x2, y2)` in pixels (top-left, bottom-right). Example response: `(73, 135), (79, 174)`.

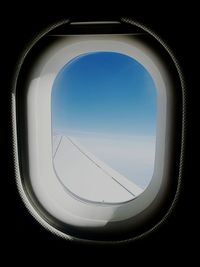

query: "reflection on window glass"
(51, 52), (157, 203)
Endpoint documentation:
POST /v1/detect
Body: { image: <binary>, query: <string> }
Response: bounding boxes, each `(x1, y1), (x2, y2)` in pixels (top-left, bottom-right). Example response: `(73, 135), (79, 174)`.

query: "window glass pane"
(51, 52), (157, 203)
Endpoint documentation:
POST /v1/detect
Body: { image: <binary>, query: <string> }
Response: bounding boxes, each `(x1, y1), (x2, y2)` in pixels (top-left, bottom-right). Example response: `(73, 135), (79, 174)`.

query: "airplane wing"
(53, 134), (143, 203)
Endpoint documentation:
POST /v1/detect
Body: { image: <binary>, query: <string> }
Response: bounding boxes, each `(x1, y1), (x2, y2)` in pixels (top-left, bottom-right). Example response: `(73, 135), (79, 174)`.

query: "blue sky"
(52, 52), (157, 136)
(51, 52), (157, 189)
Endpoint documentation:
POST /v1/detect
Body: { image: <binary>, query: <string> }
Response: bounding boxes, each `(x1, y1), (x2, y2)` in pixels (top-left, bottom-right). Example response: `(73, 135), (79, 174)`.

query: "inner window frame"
(25, 34), (169, 214)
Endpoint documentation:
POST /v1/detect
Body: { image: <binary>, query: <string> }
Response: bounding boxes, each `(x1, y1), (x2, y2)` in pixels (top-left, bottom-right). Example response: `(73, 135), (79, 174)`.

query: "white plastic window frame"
(12, 33), (175, 237)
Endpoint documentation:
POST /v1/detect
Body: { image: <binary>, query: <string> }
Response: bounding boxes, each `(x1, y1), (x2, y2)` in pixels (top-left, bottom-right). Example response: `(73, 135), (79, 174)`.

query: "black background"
(2, 6), (198, 261)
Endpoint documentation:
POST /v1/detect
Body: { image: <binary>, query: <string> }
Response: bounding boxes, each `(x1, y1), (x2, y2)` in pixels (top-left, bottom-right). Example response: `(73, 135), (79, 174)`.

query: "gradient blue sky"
(52, 52), (157, 136)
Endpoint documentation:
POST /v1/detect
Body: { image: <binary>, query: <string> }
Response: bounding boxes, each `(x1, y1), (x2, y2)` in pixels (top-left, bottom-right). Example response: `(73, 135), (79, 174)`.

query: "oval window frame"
(12, 19), (184, 242)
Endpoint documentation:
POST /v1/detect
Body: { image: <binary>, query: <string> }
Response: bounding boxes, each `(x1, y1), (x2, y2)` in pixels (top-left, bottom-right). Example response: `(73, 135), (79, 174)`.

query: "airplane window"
(52, 52), (157, 203)
(12, 19), (184, 242)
